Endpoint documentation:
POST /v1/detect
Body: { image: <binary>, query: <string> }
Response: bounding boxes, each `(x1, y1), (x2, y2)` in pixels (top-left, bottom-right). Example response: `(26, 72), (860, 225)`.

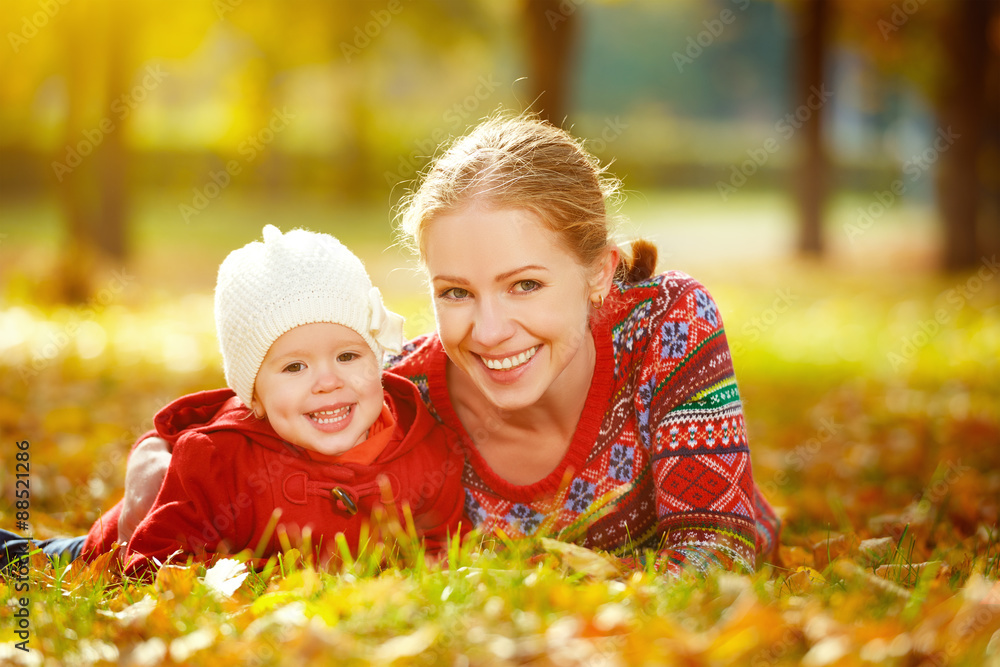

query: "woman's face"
(424, 204), (611, 412)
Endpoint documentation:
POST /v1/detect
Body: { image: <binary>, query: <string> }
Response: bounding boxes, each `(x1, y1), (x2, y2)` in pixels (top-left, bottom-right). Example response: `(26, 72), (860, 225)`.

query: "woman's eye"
(440, 287), (470, 300)
(283, 362), (304, 373)
(513, 280), (540, 293)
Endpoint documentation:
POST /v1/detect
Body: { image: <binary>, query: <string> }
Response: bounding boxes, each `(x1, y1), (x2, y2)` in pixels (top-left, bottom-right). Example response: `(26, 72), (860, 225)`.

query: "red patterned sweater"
(387, 272), (780, 574)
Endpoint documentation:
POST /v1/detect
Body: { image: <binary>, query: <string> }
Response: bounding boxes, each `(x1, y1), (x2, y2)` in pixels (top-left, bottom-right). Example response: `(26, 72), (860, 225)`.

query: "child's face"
(251, 322), (384, 456)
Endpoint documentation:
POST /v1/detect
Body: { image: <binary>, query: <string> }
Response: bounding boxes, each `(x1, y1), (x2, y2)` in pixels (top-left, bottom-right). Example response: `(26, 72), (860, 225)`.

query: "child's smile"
(308, 404), (353, 426)
(252, 323), (385, 455)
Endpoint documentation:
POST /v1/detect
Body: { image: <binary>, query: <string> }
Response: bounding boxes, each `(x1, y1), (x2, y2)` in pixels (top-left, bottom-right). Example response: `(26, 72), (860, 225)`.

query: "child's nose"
(313, 367), (345, 392)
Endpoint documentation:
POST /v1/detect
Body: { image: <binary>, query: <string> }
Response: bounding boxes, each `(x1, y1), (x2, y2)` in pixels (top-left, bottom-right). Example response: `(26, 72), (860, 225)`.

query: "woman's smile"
(478, 345), (540, 371)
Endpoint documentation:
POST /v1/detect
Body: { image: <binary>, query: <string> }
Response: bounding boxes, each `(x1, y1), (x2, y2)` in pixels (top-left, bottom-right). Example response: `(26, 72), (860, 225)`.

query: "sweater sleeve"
(632, 278), (758, 575)
(410, 438), (468, 554)
(124, 432), (254, 575)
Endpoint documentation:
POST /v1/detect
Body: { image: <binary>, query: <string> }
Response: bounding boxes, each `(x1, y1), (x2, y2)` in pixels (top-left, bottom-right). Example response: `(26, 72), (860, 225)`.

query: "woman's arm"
(124, 431), (252, 574)
(118, 436), (172, 543)
(637, 277), (763, 574)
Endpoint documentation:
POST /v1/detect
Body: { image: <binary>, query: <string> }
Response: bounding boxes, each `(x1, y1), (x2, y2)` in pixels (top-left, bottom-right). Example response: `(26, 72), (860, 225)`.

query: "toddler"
(82, 225), (464, 572)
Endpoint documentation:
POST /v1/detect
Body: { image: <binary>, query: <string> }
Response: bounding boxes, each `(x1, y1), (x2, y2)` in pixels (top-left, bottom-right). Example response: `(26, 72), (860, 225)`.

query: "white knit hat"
(215, 224), (405, 407)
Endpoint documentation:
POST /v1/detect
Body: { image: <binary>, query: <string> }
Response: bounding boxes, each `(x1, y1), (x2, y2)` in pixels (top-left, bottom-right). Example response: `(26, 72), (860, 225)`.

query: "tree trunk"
(55, 3), (129, 302)
(96, 7), (129, 262)
(936, 0), (998, 271)
(794, 0), (830, 257)
(523, 0), (580, 125)
(984, 12), (1000, 259)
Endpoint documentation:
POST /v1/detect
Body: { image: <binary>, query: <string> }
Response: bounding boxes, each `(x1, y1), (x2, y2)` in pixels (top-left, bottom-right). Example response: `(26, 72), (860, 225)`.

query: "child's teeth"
(311, 406), (350, 424)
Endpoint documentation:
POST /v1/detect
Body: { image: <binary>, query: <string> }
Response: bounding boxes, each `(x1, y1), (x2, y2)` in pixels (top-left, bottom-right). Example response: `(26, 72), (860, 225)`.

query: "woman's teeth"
(310, 406), (350, 424)
(483, 346), (539, 371)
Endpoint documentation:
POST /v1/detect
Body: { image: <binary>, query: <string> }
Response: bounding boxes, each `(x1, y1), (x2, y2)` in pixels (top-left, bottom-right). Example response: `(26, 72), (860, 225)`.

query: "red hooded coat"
(83, 373), (465, 571)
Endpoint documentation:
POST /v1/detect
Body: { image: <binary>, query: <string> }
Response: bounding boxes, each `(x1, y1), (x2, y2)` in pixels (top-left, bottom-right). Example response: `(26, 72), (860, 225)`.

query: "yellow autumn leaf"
(539, 537), (622, 581)
(155, 564), (195, 598)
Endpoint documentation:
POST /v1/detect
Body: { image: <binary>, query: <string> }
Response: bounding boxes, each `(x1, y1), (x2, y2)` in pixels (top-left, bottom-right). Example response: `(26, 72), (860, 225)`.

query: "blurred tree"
(1, 0), (495, 302)
(934, 0), (999, 270)
(985, 11), (1000, 259)
(52, 2), (130, 302)
(5, 0), (216, 301)
(837, 0), (1000, 271)
(223, 0), (491, 198)
(792, 0), (831, 257)
(522, 0), (579, 125)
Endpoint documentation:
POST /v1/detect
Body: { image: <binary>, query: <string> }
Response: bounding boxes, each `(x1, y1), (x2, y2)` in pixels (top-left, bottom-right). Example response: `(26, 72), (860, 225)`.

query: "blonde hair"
(397, 111), (656, 282)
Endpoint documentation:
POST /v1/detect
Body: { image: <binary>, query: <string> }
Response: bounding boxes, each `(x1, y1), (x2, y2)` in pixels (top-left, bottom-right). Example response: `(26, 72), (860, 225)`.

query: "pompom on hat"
(215, 224), (405, 407)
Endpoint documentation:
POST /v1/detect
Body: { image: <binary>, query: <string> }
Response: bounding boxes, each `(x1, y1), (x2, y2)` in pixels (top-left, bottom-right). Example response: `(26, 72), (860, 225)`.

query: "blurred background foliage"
(0, 0), (998, 542)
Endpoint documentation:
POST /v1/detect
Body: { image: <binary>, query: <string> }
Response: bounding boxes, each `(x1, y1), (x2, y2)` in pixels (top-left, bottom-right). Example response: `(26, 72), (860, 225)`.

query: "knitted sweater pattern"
(387, 272), (779, 573)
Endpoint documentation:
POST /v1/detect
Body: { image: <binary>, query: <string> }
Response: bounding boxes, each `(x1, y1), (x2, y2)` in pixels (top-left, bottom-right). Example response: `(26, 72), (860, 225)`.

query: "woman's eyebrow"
(431, 274), (470, 285)
(495, 265), (548, 281)
(432, 265), (549, 285)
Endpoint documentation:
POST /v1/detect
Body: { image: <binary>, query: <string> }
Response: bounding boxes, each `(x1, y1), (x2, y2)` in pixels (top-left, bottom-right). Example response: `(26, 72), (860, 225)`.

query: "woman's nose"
(471, 297), (516, 347)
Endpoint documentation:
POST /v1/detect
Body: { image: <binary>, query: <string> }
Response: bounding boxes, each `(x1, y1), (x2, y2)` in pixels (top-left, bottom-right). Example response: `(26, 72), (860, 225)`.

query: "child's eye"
(438, 287), (470, 300)
(513, 280), (540, 293)
(337, 352), (359, 362)
(282, 362), (304, 373)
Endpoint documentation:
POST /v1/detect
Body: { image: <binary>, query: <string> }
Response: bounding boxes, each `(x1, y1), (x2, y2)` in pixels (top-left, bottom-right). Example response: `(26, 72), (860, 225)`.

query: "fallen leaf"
(785, 567), (826, 595)
(127, 637), (167, 667)
(96, 594), (157, 626)
(802, 636), (849, 666)
(858, 537), (895, 562)
(812, 533), (859, 570)
(202, 558), (249, 598)
(372, 624), (439, 662)
(778, 545), (814, 570)
(539, 538), (622, 580)
(169, 627), (216, 662)
(874, 561), (943, 587)
(155, 564), (195, 597)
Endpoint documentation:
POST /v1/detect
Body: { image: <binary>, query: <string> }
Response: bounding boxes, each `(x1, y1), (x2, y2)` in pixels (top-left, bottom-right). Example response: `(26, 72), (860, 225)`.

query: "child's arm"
(118, 436), (172, 543)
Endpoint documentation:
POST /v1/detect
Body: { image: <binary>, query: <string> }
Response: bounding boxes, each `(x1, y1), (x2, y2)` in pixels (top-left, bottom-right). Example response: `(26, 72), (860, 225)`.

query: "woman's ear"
(589, 245), (620, 303)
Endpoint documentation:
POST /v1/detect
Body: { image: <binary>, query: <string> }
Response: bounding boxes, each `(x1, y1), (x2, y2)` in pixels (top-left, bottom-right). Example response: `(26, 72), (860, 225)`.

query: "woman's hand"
(118, 437), (172, 543)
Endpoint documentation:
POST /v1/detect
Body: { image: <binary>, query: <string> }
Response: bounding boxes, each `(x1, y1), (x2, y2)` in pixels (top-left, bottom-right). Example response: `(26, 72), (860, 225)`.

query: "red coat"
(83, 373), (465, 571)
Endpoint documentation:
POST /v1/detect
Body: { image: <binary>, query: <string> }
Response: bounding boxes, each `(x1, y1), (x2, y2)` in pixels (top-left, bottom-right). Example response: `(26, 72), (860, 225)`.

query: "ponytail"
(615, 238), (658, 284)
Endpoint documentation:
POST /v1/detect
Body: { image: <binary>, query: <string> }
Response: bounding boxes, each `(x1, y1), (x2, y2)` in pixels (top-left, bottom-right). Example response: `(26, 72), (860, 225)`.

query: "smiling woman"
(387, 111), (781, 573)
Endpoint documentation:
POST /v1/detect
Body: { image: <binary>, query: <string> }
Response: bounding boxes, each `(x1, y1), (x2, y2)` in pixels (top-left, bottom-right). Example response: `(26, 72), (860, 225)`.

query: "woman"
(7, 113), (780, 574)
